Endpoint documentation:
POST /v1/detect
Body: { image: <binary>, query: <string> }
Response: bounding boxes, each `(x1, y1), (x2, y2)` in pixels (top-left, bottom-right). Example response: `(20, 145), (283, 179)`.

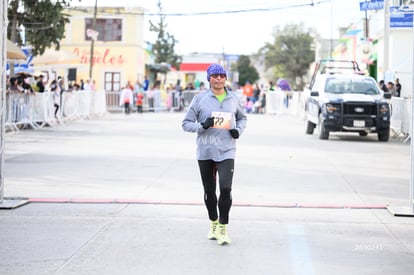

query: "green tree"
(149, 0), (182, 70)
(236, 55), (259, 86)
(259, 23), (314, 90)
(7, 0), (73, 56)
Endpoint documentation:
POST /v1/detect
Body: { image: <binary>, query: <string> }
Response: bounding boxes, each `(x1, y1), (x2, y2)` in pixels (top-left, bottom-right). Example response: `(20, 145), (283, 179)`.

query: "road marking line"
(288, 224), (315, 275)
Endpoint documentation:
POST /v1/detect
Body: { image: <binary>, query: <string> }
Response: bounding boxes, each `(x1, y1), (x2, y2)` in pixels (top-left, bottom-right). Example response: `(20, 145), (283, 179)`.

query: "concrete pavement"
(1, 112), (414, 275)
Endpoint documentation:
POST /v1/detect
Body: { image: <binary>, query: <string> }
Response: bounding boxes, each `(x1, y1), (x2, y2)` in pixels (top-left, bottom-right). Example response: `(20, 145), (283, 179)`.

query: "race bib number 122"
(212, 112), (232, 129)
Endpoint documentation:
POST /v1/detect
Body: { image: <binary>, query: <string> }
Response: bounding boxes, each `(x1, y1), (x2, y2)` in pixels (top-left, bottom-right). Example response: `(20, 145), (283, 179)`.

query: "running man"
(182, 63), (247, 245)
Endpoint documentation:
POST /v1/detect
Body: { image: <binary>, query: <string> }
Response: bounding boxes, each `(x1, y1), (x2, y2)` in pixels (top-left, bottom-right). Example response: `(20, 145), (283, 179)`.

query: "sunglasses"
(210, 74), (226, 79)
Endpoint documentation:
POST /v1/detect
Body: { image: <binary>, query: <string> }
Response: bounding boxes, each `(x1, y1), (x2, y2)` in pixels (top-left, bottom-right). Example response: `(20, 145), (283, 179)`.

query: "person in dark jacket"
(36, 75), (45, 93)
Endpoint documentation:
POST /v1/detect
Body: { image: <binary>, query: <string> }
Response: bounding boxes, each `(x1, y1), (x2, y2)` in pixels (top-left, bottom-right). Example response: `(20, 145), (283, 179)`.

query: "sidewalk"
(1, 112), (414, 274)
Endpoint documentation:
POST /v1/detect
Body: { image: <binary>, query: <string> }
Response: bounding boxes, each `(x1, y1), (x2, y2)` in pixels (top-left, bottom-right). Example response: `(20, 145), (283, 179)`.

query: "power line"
(146, 0), (329, 16)
(68, 0), (330, 17)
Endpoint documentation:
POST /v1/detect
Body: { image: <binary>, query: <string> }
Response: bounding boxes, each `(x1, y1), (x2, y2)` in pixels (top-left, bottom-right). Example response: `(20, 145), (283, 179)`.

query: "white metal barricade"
(390, 97), (405, 137)
(62, 91), (79, 121)
(77, 90), (92, 119)
(390, 97), (412, 142)
(265, 91), (286, 115)
(90, 90), (106, 116)
(3, 89), (107, 133)
(402, 98), (412, 143)
(5, 92), (39, 131)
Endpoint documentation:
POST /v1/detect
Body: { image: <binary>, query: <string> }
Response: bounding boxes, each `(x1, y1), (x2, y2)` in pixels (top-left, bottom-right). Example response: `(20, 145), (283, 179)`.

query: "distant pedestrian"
(395, 78), (401, 97)
(136, 91), (144, 114)
(379, 80), (388, 93)
(243, 81), (254, 100)
(387, 81), (395, 97)
(182, 63), (247, 245)
(50, 80), (61, 119)
(120, 84), (133, 114)
(84, 79), (91, 91)
(36, 74), (45, 93)
(379, 80), (391, 98)
(143, 76), (149, 92)
(244, 97), (253, 113)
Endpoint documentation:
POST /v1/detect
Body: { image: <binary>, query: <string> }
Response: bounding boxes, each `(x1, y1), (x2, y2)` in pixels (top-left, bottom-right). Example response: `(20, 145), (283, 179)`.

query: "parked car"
(304, 60), (391, 141)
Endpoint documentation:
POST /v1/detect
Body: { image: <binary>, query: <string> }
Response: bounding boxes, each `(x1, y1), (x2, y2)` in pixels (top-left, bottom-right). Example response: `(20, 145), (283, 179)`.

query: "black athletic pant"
(198, 159), (234, 224)
(124, 102), (130, 114)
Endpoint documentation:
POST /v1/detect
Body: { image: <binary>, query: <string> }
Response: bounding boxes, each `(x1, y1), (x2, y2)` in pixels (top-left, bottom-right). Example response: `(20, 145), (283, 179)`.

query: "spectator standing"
(135, 91), (144, 114)
(379, 80), (391, 98)
(120, 84), (133, 114)
(21, 75), (34, 94)
(256, 90), (267, 114)
(185, 82), (195, 90)
(143, 76), (149, 92)
(243, 81), (254, 100)
(269, 81), (275, 91)
(181, 63), (247, 246)
(36, 75), (45, 93)
(50, 80), (61, 119)
(253, 83), (261, 103)
(244, 97), (253, 113)
(194, 79), (200, 89)
(379, 80), (388, 93)
(199, 82), (206, 90)
(90, 80), (96, 91)
(386, 81), (395, 96)
(134, 80), (142, 93)
(395, 78), (401, 97)
(83, 79), (91, 91)
(31, 76), (39, 92)
(147, 85), (155, 112)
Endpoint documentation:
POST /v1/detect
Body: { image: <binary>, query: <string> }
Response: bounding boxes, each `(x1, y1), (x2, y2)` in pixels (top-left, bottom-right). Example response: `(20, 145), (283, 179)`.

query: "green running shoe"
(217, 223), (231, 245)
(207, 220), (219, 240)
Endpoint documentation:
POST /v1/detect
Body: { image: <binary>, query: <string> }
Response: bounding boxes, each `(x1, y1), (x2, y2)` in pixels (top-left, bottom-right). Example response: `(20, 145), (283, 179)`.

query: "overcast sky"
(75, 0), (365, 55)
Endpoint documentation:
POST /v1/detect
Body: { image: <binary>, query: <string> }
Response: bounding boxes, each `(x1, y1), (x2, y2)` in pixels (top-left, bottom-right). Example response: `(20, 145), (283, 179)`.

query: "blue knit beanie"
(207, 63), (227, 81)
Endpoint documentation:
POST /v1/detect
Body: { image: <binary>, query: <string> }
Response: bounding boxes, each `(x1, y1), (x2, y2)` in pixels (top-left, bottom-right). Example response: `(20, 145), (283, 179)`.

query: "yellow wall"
(60, 7), (146, 90)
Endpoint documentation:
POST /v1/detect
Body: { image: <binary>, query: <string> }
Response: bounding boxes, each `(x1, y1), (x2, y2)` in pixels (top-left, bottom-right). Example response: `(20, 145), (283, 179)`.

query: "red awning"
(180, 63), (211, 71)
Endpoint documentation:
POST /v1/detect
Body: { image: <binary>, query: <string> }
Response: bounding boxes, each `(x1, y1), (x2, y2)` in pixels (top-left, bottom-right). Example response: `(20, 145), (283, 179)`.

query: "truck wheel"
(305, 120), (315, 134)
(378, 128), (390, 142)
(318, 115), (329, 140)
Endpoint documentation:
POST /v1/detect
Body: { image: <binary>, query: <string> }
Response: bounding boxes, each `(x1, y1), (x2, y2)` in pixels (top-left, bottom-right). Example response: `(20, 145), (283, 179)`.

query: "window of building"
(85, 18), (122, 41)
(105, 72), (121, 91)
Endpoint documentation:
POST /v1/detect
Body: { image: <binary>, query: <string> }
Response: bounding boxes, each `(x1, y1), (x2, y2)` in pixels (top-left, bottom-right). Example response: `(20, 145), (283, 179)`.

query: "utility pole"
(364, 0), (369, 39)
(383, 0), (390, 78)
(88, 0), (98, 81)
(329, 0), (333, 58)
(0, 0), (6, 204)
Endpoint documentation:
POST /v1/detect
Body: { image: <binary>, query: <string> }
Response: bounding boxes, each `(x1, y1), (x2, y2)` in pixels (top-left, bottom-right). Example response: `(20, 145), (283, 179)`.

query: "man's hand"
(229, 129), (239, 139)
(202, 117), (215, 129)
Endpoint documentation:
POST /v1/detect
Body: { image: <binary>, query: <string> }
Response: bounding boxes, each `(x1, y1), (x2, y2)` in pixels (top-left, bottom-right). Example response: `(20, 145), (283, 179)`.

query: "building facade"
(171, 52), (239, 90)
(61, 6), (147, 91)
(331, 1), (413, 98)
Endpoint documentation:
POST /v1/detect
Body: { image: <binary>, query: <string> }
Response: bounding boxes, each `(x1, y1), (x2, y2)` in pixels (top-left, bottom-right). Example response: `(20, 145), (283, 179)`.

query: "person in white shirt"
(119, 84), (133, 114)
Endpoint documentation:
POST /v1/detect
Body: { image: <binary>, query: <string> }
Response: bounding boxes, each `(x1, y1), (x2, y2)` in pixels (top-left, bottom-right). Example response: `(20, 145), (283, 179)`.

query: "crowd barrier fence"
(6, 88), (412, 142)
(5, 90), (107, 132)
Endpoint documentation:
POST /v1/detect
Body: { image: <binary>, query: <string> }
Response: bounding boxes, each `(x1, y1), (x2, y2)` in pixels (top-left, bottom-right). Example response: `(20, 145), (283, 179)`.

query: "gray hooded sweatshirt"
(182, 89), (247, 161)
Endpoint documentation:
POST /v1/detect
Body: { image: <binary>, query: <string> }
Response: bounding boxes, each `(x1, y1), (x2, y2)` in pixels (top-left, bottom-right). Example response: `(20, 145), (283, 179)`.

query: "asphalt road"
(1, 112), (413, 275)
